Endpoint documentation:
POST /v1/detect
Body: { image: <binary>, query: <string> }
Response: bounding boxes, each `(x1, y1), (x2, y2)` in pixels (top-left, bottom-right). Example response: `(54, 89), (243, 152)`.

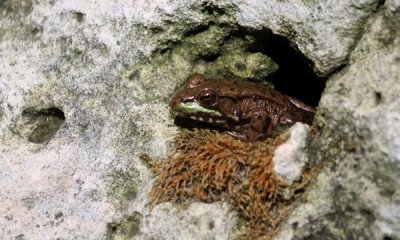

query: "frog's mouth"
(172, 102), (229, 125)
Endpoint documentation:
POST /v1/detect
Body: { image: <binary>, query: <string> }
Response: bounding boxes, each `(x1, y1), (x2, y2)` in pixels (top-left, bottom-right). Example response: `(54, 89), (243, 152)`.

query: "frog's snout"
(170, 97), (181, 108)
(170, 96), (196, 108)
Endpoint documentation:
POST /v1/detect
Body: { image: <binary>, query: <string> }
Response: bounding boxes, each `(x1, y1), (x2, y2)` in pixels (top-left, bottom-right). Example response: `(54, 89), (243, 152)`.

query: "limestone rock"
(275, 2), (400, 239)
(1, 0), (399, 239)
(273, 123), (311, 185)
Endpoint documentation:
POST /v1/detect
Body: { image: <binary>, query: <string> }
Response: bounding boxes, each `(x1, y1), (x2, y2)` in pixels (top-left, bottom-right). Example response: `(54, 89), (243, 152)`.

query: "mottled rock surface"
(275, 1), (400, 239)
(0, 0), (399, 239)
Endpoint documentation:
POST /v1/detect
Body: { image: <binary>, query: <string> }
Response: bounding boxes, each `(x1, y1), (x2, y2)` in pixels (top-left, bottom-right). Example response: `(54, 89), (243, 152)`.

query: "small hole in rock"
(21, 107), (65, 144)
(360, 208), (376, 223)
(292, 221), (299, 229)
(208, 220), (215, 230)
(108, 224), (118, 233)
(294, 188), (305, 195)
(31, 26), (43, 36)
(202, 53), (222, 62)
(72, 11), (85, 23)
(183, 25), (210, 37)
(235, 62), (246, 71)
(200, 2), (226, 16)
(374, 91), (383, 105)
(383, 235), (394, 240)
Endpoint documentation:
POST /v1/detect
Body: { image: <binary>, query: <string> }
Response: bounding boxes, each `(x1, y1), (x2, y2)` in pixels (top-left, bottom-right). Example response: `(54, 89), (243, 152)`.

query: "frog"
(170, 74), (316, 142)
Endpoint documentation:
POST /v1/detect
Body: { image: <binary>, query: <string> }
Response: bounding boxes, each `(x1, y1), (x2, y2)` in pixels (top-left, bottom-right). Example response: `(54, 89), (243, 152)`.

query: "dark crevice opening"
(23, 107), (66, 120)
(71, 11), (85, 23)
(374, 91), (383, 105)
(183, 25), (210, 38)
(383, 236), (394, 240)
(201, 53), (222, 62)
(200, 2), (227, 16)
(21, 107), (66, 144)
(375, 0), (386, 12)
(233, 28), (327, 107)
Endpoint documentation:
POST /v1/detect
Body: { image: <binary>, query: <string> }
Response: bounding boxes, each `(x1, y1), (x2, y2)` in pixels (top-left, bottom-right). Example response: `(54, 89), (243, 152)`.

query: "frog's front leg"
(227, 109), (270, 142)
(265, 115), (281, 137)
(226, 130), (264, 142)
(248, 110), (270, 135)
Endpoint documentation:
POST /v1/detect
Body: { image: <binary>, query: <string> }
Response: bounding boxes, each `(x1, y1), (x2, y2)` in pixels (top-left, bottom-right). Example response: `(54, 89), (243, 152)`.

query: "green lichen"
(123, 24), (279, 105)
(108, 112), (156, 156)
(0, 0), (33, 18)
(106, 167), (140, 210)
(185, 25), (229, 57)
(21, 197), (35, 210)
(203, 51), (279, 81)
(107, 212), (142, 240)
(0, 0), (35, 42)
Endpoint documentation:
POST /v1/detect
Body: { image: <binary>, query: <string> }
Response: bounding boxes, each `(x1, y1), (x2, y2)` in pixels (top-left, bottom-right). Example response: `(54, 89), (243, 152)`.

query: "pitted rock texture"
(275, 2), (400, 239)
(0, 0), (399, 239)
(235, 0), (384, 76)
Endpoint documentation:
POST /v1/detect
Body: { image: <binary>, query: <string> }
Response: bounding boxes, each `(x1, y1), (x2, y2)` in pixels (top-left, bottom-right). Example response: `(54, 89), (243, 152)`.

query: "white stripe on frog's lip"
(190, 116), (197, 120)
(216, 120), (226, 124)
(227, 115), (240, 122)
(175, 102), (218, 114)
(213, 111), (222, 117)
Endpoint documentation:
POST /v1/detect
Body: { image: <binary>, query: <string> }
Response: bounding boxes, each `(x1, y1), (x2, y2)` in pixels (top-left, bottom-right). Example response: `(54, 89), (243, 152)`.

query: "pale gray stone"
(0, 0), (398, 239)
(275, 2), (400, 239)
(273, 123), (311, 185)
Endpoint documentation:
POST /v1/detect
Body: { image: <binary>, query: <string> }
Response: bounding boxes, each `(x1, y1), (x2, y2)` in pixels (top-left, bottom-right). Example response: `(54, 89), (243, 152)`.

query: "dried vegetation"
(147, 129), (319, 238)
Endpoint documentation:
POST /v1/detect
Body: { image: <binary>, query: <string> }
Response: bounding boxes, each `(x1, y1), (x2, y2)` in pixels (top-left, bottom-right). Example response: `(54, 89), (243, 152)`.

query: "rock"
(236, 0), (383, 76)
(274, 2), (400, 239)
(273, 123), (311, 185)
(140, 202), (236, 239)
(207, 51), (279, 81)
(0, 0), (399, 239)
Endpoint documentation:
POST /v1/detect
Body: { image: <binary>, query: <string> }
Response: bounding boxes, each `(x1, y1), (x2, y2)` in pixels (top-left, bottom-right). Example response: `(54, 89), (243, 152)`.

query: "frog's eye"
(199, 89), (217, 106)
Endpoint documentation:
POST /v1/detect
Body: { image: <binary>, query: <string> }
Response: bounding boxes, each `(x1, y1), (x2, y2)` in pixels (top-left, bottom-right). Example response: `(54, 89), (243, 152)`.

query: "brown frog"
(170, 74), (315, 142)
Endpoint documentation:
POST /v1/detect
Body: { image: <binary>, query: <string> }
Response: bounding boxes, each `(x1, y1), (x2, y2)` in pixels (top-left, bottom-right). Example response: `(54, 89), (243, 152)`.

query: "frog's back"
(204, 78), (291, 104)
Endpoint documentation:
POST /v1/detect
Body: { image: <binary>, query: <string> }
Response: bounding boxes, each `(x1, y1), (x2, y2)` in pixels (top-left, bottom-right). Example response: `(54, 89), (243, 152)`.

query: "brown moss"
(147, 129), (318, 238)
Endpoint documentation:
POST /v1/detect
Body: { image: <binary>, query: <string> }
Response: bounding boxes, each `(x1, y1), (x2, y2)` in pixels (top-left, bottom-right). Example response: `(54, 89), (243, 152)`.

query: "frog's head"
(170, 74), (239, 126)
